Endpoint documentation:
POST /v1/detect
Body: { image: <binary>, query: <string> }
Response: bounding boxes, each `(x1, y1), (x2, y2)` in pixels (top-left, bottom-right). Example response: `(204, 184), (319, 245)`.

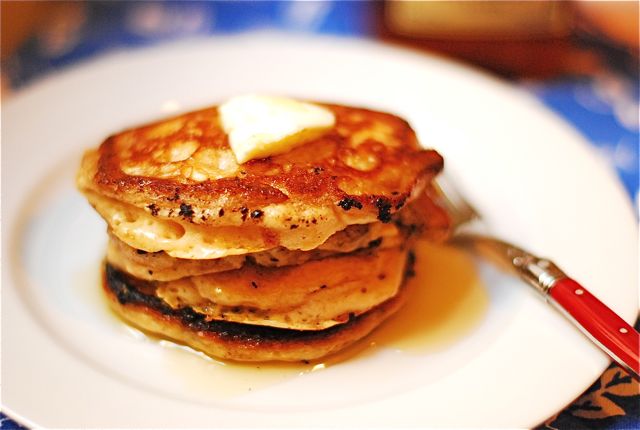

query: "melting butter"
(219, 94), (335, 163)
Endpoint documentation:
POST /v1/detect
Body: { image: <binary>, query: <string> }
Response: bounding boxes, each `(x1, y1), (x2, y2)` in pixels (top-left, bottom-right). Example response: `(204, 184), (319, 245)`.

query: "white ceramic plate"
(3, 33), (637, 428)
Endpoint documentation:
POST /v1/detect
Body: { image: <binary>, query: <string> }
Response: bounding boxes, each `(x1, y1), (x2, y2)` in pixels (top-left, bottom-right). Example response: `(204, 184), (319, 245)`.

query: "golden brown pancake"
(103, 257), (413, 362)
(155, 246), (409, 330)
(77, 104), (444, 257)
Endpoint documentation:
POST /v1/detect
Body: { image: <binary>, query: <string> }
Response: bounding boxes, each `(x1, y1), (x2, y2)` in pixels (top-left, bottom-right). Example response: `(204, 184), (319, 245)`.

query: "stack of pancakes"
(77, 102), (450, 362)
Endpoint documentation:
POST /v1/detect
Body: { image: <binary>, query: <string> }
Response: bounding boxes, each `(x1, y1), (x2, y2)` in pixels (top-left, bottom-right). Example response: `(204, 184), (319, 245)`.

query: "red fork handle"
(548, 278), (639, 379)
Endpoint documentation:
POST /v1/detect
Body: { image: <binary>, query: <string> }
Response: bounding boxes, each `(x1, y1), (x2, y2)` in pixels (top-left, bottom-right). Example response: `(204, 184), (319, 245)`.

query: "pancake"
(105, 220), (404, 281)
(79, 98), (450, 362)
(77, 104), (444, 256)
(155, 246), (409, 330)
(103, 257), (413, 362)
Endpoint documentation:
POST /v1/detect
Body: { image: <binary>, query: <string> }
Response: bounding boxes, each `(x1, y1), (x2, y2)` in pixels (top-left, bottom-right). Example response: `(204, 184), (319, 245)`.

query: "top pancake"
(77, 103), (444, 252)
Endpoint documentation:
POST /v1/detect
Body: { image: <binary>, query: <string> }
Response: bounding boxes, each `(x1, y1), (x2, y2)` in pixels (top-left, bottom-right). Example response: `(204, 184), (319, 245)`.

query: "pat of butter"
(219, 94), (335, 163)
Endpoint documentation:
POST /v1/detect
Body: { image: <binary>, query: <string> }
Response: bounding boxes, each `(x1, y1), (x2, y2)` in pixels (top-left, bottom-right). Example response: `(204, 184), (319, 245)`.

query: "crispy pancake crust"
(78, 104), (444, 232)
(103, 262), (412, 362)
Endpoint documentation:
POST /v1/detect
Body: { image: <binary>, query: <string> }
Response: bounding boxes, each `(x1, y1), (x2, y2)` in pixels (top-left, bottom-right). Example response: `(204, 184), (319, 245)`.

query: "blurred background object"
(382, 0), (580, 78)
(574, 0), (639, 49)
(0, 1), (637, 429)
(381, 0), (638, 78)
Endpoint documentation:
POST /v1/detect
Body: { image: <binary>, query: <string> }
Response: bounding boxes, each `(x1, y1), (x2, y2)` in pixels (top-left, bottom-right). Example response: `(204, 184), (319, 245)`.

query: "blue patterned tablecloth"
(2, 2), (638, 429)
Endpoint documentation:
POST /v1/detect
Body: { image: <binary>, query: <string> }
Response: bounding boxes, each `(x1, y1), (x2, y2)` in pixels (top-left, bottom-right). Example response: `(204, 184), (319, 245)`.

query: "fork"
(434, 175), (640, 380)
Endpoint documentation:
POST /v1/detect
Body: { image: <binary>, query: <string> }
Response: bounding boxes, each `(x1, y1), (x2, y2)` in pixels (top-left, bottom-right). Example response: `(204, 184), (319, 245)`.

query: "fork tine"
(433, 175), (481, 230)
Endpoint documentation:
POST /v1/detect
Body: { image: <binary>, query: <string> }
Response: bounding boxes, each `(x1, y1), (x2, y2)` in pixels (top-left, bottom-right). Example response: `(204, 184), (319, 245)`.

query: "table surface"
(1, 2), (638, 429)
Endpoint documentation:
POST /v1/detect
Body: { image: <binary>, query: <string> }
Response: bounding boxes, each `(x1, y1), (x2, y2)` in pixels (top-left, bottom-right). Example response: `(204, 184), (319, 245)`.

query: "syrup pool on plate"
(369, 240), (489, 352)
